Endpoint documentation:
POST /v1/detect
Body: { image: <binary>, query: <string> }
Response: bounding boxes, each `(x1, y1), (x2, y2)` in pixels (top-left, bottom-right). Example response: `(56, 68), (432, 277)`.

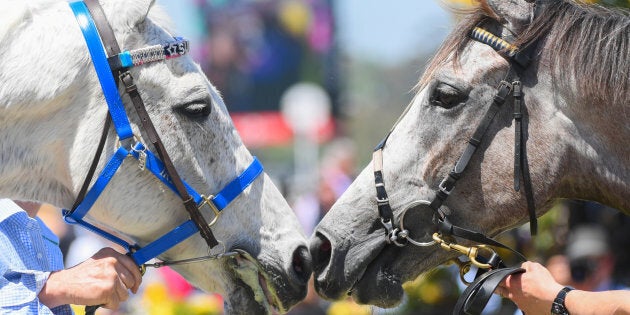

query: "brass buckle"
(199, 195), (221, 227)
(432, 233), (494, 269)
(127, 247), (147, 276)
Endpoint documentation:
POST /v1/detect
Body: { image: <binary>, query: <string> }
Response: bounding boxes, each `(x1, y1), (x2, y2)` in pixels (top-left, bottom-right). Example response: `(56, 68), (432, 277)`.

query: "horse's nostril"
(309, 233), (332, 275)
(291, 246), (312, 284)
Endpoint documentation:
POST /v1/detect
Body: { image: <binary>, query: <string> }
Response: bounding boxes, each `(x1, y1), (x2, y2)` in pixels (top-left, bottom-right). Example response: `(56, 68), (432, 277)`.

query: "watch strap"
(551, 286), (574, 315)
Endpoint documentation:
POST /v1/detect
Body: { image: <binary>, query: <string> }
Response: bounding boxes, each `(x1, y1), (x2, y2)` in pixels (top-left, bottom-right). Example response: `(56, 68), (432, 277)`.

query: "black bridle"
(372, 25), (540, 314)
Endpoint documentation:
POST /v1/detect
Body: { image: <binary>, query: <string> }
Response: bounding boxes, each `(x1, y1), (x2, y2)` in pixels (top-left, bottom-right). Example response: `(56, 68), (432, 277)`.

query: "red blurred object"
(231, 111), (335, 148)
(159, 266), (194, 300)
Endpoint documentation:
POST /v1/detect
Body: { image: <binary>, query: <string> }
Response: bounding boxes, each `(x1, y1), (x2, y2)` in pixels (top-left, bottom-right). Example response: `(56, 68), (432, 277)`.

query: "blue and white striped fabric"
(0, 199), (73, 315)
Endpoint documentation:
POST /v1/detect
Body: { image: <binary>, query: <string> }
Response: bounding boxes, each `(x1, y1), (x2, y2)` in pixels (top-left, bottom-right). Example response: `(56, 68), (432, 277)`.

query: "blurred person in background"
(293, 137), (357, 236)
(564, 225), (627, 292)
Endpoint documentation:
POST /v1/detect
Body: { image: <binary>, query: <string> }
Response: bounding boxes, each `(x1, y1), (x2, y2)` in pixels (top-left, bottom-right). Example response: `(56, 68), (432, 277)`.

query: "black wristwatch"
(550, 286), (574, 315)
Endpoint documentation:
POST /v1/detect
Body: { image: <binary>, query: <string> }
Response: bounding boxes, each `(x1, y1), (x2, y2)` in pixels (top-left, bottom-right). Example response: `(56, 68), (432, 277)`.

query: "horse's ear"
(482, 0), (537, 34)
(101, 0), (155, 30)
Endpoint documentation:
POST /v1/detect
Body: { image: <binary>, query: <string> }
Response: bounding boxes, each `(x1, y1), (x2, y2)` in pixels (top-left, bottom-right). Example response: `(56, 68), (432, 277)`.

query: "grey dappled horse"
(310, 0), (629, 309)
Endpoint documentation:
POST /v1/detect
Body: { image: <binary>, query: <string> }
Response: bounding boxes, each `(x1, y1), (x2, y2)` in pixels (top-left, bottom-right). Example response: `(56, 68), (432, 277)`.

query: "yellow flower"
(142, 282), (176, 315)
(186, 293), (224, 315)
(327, 299), (371, 315)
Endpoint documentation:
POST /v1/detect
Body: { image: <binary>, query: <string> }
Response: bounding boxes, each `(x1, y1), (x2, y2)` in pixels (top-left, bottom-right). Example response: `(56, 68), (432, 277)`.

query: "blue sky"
(157, 0), (454, 67)
(335, 0), (453, 65)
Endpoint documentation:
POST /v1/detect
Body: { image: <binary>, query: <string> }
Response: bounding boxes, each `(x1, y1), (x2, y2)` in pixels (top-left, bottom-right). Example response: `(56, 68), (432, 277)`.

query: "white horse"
(309, 0), (629, 309)
(0, 0), (310, 313)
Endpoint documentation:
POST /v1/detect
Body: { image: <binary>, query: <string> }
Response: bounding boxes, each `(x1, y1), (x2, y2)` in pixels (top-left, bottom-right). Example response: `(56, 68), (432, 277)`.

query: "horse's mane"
(419, 1), (629, 107)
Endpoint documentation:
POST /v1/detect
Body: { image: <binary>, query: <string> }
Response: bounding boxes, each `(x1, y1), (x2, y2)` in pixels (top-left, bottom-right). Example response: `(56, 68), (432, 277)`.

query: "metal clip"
(381, 218), (394, 235)
(115, 134), (142, 151)
(432, 233), (494, 269)
(390, 229), (409, 247)
(138, 150), (147, 171)
(446, 258), (473, 285)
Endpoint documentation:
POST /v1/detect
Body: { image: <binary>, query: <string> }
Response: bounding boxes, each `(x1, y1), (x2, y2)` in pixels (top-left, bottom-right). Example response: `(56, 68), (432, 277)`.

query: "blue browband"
(67, 1), (263, 266)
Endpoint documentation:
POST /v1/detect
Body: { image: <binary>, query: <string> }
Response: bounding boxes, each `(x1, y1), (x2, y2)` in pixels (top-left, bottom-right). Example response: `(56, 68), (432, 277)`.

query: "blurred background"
(39, 0), (629, 314)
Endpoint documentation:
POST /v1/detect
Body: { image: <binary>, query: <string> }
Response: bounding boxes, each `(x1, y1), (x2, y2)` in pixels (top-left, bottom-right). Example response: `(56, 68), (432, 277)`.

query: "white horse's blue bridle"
(65, 0), (263, 269)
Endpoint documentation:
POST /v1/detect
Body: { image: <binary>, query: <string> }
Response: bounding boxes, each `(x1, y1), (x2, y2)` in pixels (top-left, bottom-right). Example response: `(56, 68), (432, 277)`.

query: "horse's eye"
(430, 83), (467, 109)
(177, 102), (211, 118)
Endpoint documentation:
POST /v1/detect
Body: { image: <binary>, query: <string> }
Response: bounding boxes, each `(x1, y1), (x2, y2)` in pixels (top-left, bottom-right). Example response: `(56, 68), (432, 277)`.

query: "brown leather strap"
(120, 72), (218, 247)
(82, 0), (218, 248)
(84, 0), (121, 57)
(72, 113), (111, 211)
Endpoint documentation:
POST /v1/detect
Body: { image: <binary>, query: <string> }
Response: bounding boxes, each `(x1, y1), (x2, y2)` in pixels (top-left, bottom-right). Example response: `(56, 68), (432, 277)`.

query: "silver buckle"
(376, 196), (390, 205)
(438, 178), (452, 195)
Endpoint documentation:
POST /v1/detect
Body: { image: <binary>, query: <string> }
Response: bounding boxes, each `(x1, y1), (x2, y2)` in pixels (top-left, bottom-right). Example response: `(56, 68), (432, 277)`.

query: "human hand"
(496, 261), (564, 314)
(39, 247), (142, 310)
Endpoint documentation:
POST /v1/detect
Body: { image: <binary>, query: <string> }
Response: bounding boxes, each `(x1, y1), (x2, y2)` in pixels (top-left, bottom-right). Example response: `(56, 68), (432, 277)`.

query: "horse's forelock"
(415, 9), (486, 91)
(476, 0), (501, 22)
(417, 1), (629, 107)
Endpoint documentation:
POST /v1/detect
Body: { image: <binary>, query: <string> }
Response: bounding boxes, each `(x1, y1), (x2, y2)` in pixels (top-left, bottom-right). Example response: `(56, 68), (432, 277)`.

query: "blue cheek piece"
(64, 146), (130, 221)
(66, 1), (265, 266)
(69, 1), (133, 140)
(130, 220), (198, 265)
(129, 143), (203, 204)
(129, 143), (264, 210)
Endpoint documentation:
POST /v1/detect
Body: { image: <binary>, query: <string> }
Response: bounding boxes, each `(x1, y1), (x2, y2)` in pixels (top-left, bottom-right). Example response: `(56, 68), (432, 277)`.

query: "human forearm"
(565, 290), (630, 315)
(38, 270), (71, 308)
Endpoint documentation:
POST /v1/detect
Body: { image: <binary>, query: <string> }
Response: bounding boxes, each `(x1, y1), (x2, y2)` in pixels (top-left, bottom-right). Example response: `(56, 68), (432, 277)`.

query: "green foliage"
(597, 0), (630, 8)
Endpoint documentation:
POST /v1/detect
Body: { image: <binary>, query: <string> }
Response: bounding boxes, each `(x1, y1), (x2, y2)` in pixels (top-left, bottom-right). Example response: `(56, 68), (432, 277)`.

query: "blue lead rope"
(67, 0), (264, 266)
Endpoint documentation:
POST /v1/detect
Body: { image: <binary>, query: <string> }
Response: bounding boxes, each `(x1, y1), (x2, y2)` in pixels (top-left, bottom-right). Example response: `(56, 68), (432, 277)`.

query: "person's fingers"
(521, 260), (536, 271)
(115, 265), (135, 293)
(494, 286), (507, 298)
(116, 276), (130, 302)
(102, 283), (123, 310)
(501, 274), (513, 289)
(504, 272), (523, 288)
(497, 272), (524, 300)
(103, 277), (129, 309)
(114, 253), (143, 293)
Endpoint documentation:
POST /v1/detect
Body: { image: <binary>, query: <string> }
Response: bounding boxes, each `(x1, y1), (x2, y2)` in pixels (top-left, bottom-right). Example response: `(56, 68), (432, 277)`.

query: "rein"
(372, 25), (540, 314)
(65, 1), (263, 311)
